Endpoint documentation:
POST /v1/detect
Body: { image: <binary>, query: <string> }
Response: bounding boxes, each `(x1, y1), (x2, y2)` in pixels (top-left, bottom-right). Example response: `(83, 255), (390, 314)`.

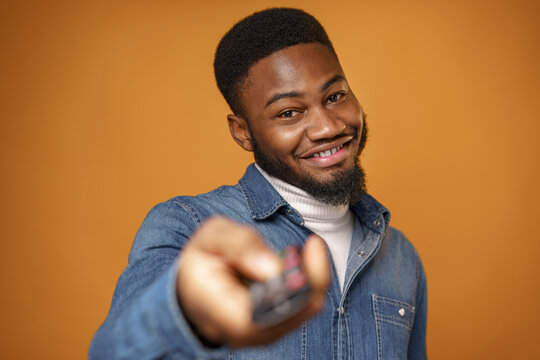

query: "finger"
(191, 217), (282, 281)
(302, 234), (331, 293)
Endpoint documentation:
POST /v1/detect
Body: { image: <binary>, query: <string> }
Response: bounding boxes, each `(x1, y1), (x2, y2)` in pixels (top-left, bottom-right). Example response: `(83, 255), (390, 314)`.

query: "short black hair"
(214, 8), (336, 115)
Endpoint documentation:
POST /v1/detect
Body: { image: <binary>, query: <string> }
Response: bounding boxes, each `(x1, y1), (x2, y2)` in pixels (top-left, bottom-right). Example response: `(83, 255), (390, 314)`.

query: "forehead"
(241, 43), (344, 105)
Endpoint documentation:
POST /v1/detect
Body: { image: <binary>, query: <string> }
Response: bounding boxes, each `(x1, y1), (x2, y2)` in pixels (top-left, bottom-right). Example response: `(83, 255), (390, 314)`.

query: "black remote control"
(250, 245), (311, 327)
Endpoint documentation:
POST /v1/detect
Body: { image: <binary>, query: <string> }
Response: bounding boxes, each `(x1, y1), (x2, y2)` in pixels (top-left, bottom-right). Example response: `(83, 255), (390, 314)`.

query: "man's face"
(232, 43), (367, 205)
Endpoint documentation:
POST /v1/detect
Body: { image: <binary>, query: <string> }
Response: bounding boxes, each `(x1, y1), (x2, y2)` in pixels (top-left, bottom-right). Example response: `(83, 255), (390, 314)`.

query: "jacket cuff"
(152, 260), (229, 360)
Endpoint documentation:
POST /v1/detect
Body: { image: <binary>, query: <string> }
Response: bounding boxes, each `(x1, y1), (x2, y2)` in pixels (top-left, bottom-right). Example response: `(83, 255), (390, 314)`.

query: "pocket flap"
(372, 294), (415, 330)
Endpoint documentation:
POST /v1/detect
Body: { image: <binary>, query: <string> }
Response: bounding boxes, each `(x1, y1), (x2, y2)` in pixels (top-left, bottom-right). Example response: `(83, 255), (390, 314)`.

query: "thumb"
(302, 234), (331, 293)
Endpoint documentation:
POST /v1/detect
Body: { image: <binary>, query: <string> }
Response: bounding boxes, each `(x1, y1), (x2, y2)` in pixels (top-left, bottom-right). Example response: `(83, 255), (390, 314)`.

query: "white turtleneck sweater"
(255, 164), (353, 291)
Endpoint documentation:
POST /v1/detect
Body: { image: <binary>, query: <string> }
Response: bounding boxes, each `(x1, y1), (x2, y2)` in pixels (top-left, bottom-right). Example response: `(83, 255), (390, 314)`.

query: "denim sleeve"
(89, 200), (228, 360)
(408, 253), (428, 360)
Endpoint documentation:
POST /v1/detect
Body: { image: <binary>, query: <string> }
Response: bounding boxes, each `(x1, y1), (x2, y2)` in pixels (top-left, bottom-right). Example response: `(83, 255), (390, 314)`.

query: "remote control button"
(284, 252), (301, 268)
(285, 269), (306, 290)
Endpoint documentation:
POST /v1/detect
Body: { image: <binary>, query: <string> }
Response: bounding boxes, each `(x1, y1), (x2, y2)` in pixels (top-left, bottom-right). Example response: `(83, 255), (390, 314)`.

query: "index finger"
(189, 217), (282, 281)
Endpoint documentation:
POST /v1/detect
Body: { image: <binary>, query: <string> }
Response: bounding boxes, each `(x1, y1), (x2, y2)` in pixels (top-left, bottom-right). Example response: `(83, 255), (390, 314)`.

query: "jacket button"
(357, 250), (366, 257)
(399, 308), (406, 317)
(287, 208), (292, 214)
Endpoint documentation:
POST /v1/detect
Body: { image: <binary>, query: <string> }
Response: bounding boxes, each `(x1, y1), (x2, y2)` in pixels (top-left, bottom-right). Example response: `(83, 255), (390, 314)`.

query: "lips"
(300, 135), (354, 159)
(311, 143), (345, 158)
(296, 135), (356, 168)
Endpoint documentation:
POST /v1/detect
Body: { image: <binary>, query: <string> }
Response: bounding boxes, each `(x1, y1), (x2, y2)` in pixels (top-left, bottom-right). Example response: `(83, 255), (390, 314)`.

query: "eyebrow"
(264, 91), (303, 108)
(321, 75), (345, 91)
(264, 74), (346, 108)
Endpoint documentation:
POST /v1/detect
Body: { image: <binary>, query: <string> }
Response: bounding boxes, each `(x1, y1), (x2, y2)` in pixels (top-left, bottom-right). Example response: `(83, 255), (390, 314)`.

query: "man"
(90, 8), (427, 360)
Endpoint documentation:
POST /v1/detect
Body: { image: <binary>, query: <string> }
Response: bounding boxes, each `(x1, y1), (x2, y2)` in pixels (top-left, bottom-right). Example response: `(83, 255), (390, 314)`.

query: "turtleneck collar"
(255, 164), (350, 223)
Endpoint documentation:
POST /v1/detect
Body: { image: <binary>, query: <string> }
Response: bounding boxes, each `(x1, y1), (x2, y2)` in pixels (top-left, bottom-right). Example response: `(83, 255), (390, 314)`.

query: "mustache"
(312, 132), (357, 147)
(309, 123), (367, 151)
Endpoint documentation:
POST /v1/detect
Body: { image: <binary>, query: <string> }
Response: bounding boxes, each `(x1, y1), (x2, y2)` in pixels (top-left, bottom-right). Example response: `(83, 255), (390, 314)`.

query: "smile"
(311, 144), (344, 158)
(301, 140), (352, 168)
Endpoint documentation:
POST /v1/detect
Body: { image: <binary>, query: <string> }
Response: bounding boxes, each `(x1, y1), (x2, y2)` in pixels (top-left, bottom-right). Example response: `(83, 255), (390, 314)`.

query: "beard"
(250, 123), (368, 206)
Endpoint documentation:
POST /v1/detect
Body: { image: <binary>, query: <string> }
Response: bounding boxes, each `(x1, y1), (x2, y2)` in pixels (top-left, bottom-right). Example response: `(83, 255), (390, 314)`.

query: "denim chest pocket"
(372, 294), (415, 360)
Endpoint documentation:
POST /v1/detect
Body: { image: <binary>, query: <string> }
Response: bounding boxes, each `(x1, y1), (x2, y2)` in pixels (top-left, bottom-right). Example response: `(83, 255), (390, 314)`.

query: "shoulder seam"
(169, 199), (203, 227)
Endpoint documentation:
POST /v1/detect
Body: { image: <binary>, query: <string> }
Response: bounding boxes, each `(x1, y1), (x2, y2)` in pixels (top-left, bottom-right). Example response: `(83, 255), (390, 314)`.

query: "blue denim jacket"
(90, 164), (427, 359)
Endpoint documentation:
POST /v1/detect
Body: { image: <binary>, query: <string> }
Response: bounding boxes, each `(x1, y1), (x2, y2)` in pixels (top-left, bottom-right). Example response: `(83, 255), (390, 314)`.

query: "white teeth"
(313, 144), (344, 158)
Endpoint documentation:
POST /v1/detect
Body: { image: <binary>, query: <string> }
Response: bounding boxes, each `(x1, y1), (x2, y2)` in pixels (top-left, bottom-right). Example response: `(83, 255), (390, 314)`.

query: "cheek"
(266, 125), (306, 155)
(337, 94), (361, 120)
(344, 101), (363, 126)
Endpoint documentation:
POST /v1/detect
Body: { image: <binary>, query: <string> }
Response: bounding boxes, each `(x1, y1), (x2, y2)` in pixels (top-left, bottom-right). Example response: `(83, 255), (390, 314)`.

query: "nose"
(305, 108), (346, 141)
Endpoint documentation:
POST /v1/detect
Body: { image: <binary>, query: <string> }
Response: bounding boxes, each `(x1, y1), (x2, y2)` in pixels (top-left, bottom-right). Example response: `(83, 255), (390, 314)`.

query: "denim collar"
(238, 163), (391, 235)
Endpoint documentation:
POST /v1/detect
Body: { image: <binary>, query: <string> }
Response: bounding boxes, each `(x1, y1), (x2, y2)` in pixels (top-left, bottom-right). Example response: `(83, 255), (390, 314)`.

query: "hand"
(176, 217), (330, 348)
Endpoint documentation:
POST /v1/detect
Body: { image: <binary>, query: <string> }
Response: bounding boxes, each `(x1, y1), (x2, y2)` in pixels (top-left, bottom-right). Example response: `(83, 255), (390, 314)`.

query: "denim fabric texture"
(89, 164), (427, 360)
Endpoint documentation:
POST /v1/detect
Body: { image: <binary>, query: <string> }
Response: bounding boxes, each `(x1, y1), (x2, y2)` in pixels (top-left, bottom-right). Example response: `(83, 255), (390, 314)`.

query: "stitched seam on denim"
(338, 311), (345, 360)
(173, 201), (203, 227)
(238, 177), (257, 219)
(375, 298), (416, 313)
(326, 287), (333, 300)
(344, 297), (352, 360)
(415, 253), (420, 294)
(330, 296), (337, 360)
(372, 294), (383, 360)
(414, 253), (420, 330)
(301, 321), (307, 360)
(376, 318), (413, 331)
(336, 304), (341, 360)
(413, 255), (425, 334)
(259, 203), (287, 219)
(374, 313), (413, 331)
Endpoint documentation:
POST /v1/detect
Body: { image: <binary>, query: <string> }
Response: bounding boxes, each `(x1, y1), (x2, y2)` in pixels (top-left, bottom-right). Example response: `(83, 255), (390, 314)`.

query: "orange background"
(1, 0), (539, 359)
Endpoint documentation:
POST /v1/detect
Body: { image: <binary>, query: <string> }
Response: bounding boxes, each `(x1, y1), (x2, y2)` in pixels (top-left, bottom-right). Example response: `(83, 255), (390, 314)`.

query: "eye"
(278, 110), (300, 118)
(327, 92), (345, 104)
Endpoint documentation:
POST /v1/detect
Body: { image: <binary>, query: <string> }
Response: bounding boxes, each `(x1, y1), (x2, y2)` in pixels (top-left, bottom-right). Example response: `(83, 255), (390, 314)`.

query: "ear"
(227, 114), (253, 152)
